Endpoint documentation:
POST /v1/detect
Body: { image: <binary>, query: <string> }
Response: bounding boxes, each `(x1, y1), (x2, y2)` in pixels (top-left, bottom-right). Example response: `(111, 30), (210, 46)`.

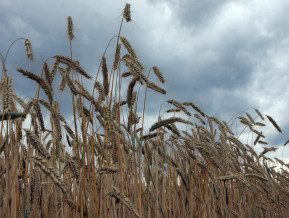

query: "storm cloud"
(1, 0), (289, 159)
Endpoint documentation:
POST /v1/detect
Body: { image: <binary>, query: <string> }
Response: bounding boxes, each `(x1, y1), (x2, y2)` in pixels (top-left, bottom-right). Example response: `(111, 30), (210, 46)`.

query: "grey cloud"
(148, 0), (233, 28)
(1, 0), (289, 153)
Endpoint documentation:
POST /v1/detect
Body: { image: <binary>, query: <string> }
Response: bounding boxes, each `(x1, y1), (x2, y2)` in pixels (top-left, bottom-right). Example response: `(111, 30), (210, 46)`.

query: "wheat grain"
(255, 122), (266, 127)
(93, 80), (105, 102)
(260, 147), (277, 156)
(149, 117), (193, 132)
(127, 78), (138, 108)
(107, 187), (142, 218)
(258, 140), (268, 145)
(51, 59), (60, 82)
(266, 115), (282, 133)
(64, 124), (75, 140)
(17, 68), (53, 103)
(67, 16), (74, 41)
(113, 43), (121, 70)
(152, 66), (165, 84)
(146, 81), (166, 94)
(1, 76), (13, 114)
(25, 39), (34, 62)
(254, 134), (261, 146)
(167, 100), (191, 116)
(183, 101), (206, 117)
(123, 4), (132, 22)
(246, 112), (255, 125)
(55, 55), (92, 79)
(25, 129), (51, 159)
(121, 36), (136, 58)
(31, 156), (68, 195)
(122, 54), (147, 82)
(34, 101), (45, 131)
(96, 167), (119, 174)
(166, 108), (181, 113)
(101, 56), (109, 96)
(255, 108), (264, 120)
(194, 113), (205, 125)
(43, 62), (51, 85)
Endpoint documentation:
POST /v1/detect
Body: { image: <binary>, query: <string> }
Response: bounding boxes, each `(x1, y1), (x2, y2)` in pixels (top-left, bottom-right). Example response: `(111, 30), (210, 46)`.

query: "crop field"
(0, 4), (289, 218)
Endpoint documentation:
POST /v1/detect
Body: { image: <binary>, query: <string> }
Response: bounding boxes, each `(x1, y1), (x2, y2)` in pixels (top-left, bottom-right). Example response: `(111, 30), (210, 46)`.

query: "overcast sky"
(1, 0), (289, 160)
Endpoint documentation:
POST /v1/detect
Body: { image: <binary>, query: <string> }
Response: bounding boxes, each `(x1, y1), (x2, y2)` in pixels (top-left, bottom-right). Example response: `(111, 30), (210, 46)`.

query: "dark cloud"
(148, 0), (233, 28)
(1, 0), (289, 154)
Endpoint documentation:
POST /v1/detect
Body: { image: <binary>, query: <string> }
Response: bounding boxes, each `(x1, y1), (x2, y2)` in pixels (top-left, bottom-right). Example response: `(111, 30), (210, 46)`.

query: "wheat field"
(0, 4), (289, 218)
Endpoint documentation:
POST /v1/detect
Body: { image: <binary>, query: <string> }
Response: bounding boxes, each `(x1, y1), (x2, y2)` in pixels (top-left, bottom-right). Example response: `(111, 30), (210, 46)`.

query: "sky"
(1, 0), (289, 161)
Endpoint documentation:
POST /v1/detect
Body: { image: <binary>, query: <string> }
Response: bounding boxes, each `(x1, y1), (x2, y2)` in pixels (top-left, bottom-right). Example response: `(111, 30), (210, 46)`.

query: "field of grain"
(0, 4), (289, 217)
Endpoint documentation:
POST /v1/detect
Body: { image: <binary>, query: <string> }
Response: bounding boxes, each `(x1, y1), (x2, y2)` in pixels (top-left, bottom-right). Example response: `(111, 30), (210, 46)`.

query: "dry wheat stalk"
(107, 187), (142, 218)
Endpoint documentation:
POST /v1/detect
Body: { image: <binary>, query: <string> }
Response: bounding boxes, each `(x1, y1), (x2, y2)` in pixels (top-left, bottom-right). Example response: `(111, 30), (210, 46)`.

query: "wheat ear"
(107, 187), (142, 218)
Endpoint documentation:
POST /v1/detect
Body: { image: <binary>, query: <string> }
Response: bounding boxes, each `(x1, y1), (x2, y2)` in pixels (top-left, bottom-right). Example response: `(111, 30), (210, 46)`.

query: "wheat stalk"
(107, 187), (142, 218)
